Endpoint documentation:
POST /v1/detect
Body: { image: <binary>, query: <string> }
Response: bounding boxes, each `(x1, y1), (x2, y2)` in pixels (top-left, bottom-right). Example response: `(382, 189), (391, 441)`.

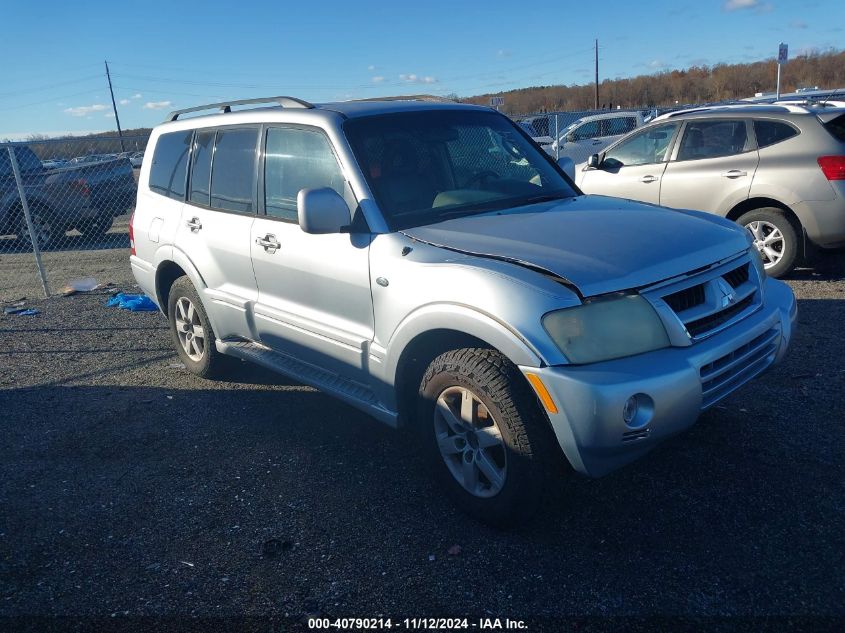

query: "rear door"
(577, 121), (681, 204)
(250, 125), (374, 382)
(175, 126), (259, 340)
(659, 119), (759, 214)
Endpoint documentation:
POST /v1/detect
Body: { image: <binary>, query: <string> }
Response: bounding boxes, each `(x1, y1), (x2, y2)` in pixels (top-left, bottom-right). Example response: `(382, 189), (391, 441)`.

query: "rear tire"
(417, 348), (557, 527)
(737, 207), (799, 278)
(167, 276), (231, 379)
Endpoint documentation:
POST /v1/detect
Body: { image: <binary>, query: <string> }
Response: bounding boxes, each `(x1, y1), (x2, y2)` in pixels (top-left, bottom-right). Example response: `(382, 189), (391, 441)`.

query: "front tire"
(76, 211), (114, 240)
(417, 348), (557, 527)
(16, 208), (53, 251)
(737, 207), (799, 278)
(167, 276), (230, 379)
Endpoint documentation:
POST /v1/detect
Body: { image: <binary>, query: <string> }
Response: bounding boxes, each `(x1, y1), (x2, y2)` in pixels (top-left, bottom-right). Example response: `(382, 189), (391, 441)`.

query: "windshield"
(344, 110), (578, 230)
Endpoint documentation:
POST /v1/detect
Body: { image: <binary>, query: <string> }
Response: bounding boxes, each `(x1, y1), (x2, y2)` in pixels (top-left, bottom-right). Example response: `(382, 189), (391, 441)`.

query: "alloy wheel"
(433, 386), (507, 498)
(174, 297), (205, 362)
(746, 220), (784, 269)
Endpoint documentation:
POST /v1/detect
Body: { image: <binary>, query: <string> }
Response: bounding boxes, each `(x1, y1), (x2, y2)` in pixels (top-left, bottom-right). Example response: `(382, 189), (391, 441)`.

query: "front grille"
(723, 262), (749, 288)
(685, 294), (755, 337)
(645, 257), (762, 342)
(700, 328), (780, 409)
(663, 283), (706, 312)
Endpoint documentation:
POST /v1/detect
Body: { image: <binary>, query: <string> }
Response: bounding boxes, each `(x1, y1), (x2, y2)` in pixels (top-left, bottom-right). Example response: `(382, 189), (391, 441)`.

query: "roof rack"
(165, 96), (314, 122)
(345, 94), (456, 103)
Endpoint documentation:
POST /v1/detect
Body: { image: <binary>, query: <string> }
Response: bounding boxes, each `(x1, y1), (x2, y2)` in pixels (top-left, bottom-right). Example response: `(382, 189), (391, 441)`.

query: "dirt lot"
(0, 248), (843, 630)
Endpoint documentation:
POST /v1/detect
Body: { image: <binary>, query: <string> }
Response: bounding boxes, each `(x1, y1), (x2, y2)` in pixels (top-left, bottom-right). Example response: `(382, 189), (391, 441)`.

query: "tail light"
(817, 156), (845, 181)
(129, 209), (136, 256)
(73, 178), (91, 197)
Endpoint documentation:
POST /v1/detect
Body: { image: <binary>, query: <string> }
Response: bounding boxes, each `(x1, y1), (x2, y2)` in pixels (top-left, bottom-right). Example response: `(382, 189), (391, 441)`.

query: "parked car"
(41, 157), (68, 170)
(516, 120), (553, 146)
(45, 154), (137, 236)
(1, 146), (93, 248)
(131, 97), (795, 525)
(129, 151), (144, 168)
(575, 104), (845, 277)
(544, 111), (645, 163)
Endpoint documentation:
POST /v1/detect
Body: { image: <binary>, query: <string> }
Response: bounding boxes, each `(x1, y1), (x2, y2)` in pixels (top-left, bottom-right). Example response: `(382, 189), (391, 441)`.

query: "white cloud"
(64, 103), (108, 117)
(371, 76), (385, 83)
(104, 112), (115, 118)
(497, 49), (512, 58)
(790, 19), (808, 29)
(119, 98), (130, 105)
(648, 59), (668, 69)
(143, 100), (173, 110)
(723, 0), (757, 9)
(399, 73), (437, 84)
(367, 65), (376, 71)
(131, 93), (142, 99)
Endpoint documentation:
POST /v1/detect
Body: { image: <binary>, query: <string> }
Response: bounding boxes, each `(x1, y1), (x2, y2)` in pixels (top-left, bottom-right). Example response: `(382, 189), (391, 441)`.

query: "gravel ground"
(0, 249), (843, 631)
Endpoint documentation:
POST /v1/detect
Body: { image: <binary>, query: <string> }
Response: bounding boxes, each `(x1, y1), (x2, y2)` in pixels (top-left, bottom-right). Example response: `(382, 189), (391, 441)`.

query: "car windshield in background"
(344, 110), (577, 230)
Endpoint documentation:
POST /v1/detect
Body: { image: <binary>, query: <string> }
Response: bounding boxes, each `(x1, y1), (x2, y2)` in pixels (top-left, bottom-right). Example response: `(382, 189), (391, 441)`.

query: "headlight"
(542, 294), (670, 364)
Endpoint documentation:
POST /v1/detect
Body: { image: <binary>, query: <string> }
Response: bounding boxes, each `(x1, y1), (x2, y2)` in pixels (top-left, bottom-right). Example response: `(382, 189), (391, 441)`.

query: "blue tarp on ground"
(105, 293), (158, 312)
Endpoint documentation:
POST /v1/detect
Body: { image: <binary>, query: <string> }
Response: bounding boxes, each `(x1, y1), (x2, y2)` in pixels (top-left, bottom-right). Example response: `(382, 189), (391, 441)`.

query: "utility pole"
(105, 61), (125, 152)
(594, 39), (599, 110)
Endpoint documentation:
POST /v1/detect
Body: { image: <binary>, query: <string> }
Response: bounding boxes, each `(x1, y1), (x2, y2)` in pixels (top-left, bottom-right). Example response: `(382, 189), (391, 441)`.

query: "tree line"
(463, 48), (845, 115)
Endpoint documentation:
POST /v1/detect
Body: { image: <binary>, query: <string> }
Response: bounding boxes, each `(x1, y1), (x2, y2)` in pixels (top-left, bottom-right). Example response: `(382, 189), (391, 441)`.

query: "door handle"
(185, 217), (202, 232)
(721, 170), (748, 178)
(640, 175), (658, 183)
(255, 234), (281, 251)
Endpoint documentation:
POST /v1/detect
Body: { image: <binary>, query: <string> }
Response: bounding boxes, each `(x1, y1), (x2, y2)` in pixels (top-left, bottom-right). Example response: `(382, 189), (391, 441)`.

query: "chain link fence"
(1, 135), (148, 302)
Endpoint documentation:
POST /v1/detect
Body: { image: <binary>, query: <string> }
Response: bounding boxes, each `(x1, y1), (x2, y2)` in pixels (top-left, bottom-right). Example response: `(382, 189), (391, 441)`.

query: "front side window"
(209, 127), (259, 213)
(344, 110), (577, 230)
(676, 120), (748, 161)
(754, 120), (799, 148)
(264, 128), (345, 222)
(603, 122), (680, 168)
(605, 117), (638, 136)
(149, 131), (191, 200)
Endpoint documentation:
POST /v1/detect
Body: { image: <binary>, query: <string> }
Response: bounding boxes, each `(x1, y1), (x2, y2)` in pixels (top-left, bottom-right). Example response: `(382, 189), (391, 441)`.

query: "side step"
(216, 339), (398, 427)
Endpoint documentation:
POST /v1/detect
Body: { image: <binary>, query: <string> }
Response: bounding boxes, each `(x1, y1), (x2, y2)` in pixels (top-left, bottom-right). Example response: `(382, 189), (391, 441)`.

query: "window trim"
(669, 119), (756, 163)
(259, 123), (353, 225)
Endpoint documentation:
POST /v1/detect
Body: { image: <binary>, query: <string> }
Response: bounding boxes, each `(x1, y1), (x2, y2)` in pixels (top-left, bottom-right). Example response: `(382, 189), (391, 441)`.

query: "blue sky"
(0, 0), (841, 139)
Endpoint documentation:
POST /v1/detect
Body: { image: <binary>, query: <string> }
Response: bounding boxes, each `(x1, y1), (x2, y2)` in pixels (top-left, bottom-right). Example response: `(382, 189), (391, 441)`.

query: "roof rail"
(346, 94), (456, 103)
(165, 96), (314, 122)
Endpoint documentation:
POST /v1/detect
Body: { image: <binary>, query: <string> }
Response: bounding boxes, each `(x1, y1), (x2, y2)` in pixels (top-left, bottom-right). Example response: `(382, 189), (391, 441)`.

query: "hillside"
(463, 48), (845, 114)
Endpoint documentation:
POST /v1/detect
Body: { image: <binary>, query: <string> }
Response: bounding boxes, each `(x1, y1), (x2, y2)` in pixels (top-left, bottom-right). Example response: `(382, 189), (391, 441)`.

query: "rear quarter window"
(754, 120), (799, 148)
(823, 114), (845, 142)
(149, 131), (192, 200)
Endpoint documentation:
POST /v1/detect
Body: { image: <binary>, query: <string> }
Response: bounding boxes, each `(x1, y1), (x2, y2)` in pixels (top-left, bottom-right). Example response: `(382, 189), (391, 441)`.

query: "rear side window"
(754, 120), (799, 148)
(823, 114), (845, 142)
(605, 117), (638, 135)
(264, 127), (345, 222)
(189, 130), (214, 206)
(209, 128), (258, 213)
(676, 120), (748, 161)
(149, 131), (191, 200)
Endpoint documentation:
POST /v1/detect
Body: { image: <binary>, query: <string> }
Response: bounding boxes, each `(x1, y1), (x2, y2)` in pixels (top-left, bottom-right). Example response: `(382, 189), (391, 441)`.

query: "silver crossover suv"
(130, 97), (796, 525)
(576, 104), (845, 277)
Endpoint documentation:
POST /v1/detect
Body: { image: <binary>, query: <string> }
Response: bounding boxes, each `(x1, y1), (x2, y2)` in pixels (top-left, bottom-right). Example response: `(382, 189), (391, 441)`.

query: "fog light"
(623, 396), (638, 425)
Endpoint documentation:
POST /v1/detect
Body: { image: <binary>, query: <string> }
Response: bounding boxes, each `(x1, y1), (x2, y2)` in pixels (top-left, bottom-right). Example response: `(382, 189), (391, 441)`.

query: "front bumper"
(521, 277), (796, 478)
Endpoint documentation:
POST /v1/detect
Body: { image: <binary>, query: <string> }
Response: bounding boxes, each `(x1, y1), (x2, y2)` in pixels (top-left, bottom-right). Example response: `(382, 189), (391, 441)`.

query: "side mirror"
(297, 187), (350, 234)
(565, 133), (576, 144)
(556, 156), (575, 180)
(587, 153), (601, 168)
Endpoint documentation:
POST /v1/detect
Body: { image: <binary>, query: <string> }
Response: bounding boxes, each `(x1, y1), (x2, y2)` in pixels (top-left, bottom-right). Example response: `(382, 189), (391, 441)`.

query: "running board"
(216, 339), (398, 428)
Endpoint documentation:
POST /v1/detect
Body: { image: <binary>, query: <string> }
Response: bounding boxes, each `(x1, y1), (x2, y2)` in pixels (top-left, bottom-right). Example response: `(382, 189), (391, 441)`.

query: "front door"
(578, 121), (681, 205)
(250, 126), (374, 382)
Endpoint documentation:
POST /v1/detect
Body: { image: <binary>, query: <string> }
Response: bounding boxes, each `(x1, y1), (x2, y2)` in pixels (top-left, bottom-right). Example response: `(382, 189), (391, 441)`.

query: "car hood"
(401, 195), (749, 298)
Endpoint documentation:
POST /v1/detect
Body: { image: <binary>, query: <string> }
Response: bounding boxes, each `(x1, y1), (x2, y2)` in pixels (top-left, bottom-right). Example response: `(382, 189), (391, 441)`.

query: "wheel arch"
(726, 197), (807, 258)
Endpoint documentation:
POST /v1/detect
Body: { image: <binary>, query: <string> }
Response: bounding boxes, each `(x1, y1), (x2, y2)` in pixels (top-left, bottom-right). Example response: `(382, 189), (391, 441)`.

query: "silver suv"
(130, 97), (796, 525)
(576, 104), (845, 277)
